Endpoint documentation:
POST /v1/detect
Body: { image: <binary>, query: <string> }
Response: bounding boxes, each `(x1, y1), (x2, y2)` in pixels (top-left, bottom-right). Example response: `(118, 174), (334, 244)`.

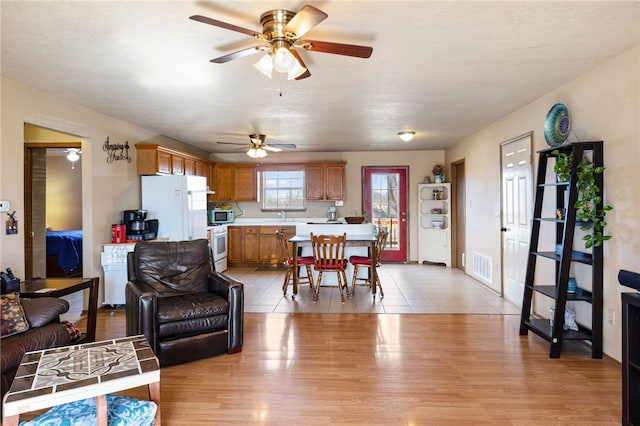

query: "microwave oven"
(208, 209), (234, 224)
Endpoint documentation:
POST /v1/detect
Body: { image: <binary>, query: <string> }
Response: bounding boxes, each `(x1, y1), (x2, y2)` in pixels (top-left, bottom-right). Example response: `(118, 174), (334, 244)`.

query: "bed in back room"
(46, 229), (83, 277)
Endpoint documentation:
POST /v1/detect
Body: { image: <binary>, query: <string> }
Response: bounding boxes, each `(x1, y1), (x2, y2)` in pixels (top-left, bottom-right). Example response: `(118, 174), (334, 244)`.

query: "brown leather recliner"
(125, 239), (243, 367)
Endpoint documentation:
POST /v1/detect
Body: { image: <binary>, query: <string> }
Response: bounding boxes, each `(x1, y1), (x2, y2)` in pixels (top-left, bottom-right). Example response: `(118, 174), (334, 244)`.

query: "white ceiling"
(2, 1), (639, 153)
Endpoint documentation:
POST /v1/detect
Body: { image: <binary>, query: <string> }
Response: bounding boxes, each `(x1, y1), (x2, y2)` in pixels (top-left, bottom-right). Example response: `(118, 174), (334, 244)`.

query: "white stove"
(208, 224), (228, 272)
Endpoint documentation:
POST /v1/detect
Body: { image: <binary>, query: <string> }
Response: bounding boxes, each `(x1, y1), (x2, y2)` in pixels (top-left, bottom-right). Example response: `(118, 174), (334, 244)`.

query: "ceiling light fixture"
(247, 147), (268, 159)
(253, 42), (307, 80)
(398, 131), (415, 142)
(66, 149), (80, 162)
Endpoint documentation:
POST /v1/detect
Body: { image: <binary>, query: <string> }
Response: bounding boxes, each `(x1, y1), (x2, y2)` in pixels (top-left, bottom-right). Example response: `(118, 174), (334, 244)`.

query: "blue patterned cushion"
(19, 394), (156, 426)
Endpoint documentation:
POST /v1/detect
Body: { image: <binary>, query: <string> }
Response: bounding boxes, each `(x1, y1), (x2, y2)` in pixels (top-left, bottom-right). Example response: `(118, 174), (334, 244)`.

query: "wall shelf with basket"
(418, 183), (451, 267)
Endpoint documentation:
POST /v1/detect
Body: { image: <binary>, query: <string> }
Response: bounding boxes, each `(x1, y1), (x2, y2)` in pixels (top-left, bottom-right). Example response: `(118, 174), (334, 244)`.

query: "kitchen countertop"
(229, 218), (347, 226)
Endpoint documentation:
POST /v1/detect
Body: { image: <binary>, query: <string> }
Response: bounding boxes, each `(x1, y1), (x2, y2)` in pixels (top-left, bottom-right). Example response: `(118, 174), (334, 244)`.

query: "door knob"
(500, 227), (508, 232)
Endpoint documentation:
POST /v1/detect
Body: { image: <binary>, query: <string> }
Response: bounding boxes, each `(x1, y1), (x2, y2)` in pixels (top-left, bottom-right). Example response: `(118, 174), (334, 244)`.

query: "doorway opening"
(24, 124), (83, 280)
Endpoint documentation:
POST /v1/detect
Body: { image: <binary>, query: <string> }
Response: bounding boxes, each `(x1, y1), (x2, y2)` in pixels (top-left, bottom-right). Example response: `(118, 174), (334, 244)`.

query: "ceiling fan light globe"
(287, 59), (307, 80)
(253, 54), (273, 78)
(273, 47), (296, 73)
(247, 147), (267, 158)
(66, 149), (80, 162)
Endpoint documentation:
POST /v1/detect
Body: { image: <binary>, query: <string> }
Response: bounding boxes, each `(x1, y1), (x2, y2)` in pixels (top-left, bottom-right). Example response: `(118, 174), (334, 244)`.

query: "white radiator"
(472, 251), (493, 284)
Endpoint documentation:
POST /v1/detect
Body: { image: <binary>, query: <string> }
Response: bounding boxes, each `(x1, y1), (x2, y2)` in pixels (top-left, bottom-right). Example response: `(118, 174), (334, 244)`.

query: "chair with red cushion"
(310, 233), (349, 303)
(349, 229), (388, 298)
(277, 230), (314, 299)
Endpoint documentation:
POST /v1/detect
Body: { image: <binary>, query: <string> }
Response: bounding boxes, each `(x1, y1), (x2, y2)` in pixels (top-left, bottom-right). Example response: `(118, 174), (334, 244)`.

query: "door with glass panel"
(362, 167), (408, 262)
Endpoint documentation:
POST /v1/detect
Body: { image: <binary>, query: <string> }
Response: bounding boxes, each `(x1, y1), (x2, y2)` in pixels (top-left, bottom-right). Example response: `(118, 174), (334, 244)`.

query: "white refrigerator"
(141, 175), (207, 241)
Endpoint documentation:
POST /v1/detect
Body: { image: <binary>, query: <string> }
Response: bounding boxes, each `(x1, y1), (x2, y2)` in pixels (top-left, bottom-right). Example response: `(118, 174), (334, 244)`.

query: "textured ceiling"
(2, 1), (639, 153)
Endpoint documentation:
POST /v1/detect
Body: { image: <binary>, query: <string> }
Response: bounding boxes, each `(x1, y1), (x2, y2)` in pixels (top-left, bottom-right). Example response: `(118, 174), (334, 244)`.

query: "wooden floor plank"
(64, 310), (623, 425)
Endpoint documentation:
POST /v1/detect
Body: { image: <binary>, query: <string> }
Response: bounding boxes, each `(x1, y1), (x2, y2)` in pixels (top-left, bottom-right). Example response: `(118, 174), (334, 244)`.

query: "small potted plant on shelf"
(344, 210), (366, 224)
(432, 164), (445, 183)
(552, 149), (613, 248)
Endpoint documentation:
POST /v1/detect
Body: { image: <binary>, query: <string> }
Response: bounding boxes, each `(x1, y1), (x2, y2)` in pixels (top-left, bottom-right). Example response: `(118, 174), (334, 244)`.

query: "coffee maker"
(122, 209), (158, 241)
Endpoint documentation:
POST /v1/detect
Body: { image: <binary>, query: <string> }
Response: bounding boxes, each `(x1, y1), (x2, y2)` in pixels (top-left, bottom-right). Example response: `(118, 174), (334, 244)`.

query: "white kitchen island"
(291, 223), (378, 299)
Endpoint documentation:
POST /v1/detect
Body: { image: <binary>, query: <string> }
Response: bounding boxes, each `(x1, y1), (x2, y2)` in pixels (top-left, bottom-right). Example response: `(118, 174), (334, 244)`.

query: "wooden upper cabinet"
(194, 160), (207, 177)
(306, 162), (345, 200)
(184, 157), (195, 176)
(135, 144), (213, 178)
(156, 150), (172, 175)
(213, 163), (234, 202)
(172, 155), (184, 175)
(234, 164), (257, 202)
(306, 165), (324, 200)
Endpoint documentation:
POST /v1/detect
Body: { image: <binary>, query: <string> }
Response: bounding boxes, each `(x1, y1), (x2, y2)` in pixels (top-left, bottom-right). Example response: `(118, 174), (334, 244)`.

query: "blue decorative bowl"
(544, 103), (571, 147)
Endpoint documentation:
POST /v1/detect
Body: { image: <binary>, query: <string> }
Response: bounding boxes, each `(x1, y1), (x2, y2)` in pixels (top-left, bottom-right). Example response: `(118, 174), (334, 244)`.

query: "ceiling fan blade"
(268, 144), (297, 149)
(189, 15), (259, 37)
(300, 39), (373, 58)
(289, 50), (311, 80)
(263, 145), (282, 152)
(283, 5), (328, 39)
(210, 46), (268, 63)
(217, 141), (248, 146)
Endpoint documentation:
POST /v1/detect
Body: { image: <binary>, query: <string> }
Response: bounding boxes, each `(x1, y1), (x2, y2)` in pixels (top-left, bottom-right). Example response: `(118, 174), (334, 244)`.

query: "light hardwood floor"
(35, 264), (621, 425)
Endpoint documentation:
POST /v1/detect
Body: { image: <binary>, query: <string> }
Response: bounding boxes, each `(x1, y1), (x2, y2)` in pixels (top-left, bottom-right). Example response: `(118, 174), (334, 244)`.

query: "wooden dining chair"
(277, 230), (314, 298)
(349, 229), (388, 298)
(310, 233), (349, 303)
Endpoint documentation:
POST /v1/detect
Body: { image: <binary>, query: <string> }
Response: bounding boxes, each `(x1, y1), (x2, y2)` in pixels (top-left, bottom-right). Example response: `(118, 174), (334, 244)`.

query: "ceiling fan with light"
(190, 4), (373, 80)
(217, 134), (296, 158)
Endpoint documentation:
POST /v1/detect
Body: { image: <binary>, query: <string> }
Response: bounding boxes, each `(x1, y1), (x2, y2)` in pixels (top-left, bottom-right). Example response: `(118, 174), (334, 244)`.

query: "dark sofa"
(1, 297), (71, 402)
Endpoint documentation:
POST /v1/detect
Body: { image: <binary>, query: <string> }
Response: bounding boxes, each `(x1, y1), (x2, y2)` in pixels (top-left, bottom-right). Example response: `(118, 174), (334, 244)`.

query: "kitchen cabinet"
(234, 164), (257, 202)
(417, 183), (451, 267)
(213, 163), (234, 202)
(210, 163), (257, 202)
(184, 157), (195, 176)
(306, 162), (345, 200)
(228, 226), (259, 265)
(228, 225), (295, 266)
(172, 154), (184, 175)
(244, 226), (260, 264)
(135, 144), (213, 178)
(227, 226), (244, 264)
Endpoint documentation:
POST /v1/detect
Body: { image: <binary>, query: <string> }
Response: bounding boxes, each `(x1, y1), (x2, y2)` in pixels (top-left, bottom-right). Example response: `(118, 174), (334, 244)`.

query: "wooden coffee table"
(2, 335), (161, 425)
(20, 277), (99, 343)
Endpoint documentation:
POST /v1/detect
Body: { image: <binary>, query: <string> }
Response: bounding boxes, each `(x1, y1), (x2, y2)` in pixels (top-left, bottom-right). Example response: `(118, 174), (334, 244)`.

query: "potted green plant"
(551, 149), (613, 248)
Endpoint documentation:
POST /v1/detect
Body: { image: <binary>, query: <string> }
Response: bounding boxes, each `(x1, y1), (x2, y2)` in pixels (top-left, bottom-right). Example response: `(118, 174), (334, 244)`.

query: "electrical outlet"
(607, 308), (615, 326)
(334, 200), (344, 206)
(0, 200), (9, 212)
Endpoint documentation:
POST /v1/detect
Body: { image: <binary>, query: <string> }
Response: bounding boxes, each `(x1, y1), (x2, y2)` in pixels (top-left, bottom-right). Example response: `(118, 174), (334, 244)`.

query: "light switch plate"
(0, 200), (10, 212)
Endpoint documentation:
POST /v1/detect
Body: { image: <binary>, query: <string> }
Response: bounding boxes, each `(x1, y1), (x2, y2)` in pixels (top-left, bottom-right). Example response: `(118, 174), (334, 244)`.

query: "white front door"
(501, 133), (533, 306)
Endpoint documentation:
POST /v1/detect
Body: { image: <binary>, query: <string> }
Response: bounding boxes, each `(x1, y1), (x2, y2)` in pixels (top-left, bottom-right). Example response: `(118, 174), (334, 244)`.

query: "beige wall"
(0, 77), (203, 289)
(46, 154), (82, 230)
(446, 44), (640, 361)
(212, 150), (445, 261)
(1, 43), (637, 360)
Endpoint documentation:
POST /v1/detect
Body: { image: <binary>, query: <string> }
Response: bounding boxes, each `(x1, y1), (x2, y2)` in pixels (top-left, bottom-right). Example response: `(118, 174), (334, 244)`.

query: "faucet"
(279, 210), (286, 220)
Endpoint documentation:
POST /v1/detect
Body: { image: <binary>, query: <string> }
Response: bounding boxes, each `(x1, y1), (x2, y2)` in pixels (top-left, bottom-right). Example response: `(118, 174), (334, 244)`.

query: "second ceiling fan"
(190, 4), (373, 80)
(217, 134), (296, 158)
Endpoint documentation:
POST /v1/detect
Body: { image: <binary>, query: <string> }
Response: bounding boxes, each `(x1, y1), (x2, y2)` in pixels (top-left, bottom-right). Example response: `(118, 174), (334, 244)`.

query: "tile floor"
(224, 263), (522, 315)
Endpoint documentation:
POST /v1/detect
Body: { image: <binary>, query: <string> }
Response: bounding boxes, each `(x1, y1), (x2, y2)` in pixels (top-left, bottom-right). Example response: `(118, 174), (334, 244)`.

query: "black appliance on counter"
(122, 209), (158, 241)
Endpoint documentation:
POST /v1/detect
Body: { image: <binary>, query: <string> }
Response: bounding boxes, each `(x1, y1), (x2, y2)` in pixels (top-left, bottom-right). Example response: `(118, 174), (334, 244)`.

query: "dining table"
(289, 233), (378, 297)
